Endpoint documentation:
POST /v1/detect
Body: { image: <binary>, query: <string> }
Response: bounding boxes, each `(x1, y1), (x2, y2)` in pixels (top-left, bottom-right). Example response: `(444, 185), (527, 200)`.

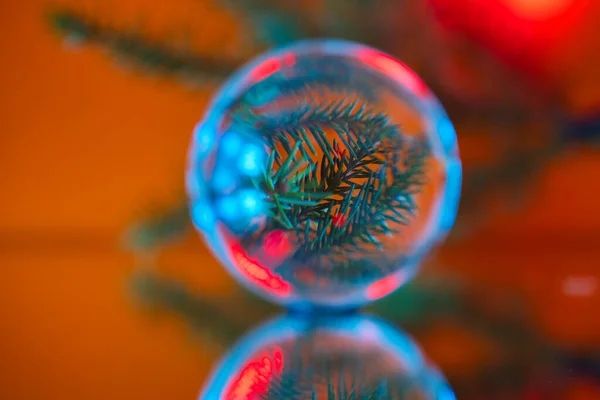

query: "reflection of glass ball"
(200, 314), (455, 400)
(187, 40), (461, 309)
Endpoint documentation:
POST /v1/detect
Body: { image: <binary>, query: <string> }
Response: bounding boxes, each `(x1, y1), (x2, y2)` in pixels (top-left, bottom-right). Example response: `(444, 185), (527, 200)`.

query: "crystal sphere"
(187, 40), (461, 310)
(200, 314), (455, 399)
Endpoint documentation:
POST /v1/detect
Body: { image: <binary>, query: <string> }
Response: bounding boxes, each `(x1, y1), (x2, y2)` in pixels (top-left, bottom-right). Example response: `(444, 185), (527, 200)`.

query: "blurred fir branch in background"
(130, 270), (277, 346)
(123, 200), (191, 252)
(217, 0), (317, 47)
(48, 9), (239, 87)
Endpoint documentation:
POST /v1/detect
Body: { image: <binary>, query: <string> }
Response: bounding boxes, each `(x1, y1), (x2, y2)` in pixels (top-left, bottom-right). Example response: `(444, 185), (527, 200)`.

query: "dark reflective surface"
(200, 313), (455, 399)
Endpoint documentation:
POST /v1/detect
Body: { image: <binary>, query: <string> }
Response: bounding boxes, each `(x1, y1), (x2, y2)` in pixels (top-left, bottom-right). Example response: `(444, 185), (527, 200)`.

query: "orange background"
(1, 0), (599, 399)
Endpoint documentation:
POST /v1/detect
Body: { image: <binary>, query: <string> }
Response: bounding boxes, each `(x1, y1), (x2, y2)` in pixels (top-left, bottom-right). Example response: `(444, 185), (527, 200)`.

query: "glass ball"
(200, 314), (455, 399)
(187, 40), (461, 310)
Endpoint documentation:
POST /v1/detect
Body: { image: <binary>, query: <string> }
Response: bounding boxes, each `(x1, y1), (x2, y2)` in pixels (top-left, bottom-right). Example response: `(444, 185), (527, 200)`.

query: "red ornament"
(263, 229), (292, 258)
(427, 0), (592, 88)
(332, 213), (347, 228)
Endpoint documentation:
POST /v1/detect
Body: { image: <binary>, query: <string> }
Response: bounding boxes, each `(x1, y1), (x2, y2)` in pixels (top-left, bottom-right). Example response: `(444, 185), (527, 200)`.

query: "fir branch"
(307, 138), (427, 256)
(217, 0), (316, 46)
(320, 0), (396, 49)
(256, 100), (394, 164)
(123, 201), (190, 251)
(130, 270), (277, 347)
(260, 339), (427, 399)
(248, 99), (424, 256)
(231, 97), (429, 288)
(47, 9), (239, 86)
(129, 271), (246, 346)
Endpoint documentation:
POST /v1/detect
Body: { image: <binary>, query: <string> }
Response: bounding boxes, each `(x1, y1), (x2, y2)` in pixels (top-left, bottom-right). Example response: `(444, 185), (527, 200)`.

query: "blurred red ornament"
(263, 229), (292, 258)
(427, 0), (594, 88)
(503, 0), (575, 19)
(332, 213), (347, 228)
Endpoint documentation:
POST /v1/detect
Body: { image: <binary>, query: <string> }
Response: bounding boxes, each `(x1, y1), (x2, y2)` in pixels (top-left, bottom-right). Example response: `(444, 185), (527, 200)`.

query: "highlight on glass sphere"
(200, 314), (456, 400)
(186, 39), (461, 309)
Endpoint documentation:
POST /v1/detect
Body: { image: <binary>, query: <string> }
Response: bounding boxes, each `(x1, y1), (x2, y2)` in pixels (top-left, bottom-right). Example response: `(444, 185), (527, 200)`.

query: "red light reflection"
(281, 52), (296, 68)
(230, 244), (291, 296)
(357, 49), (428, 98)
(366, 274), (400, 300)
(249, 57), (281, 82)
(225, 348), (284, 400)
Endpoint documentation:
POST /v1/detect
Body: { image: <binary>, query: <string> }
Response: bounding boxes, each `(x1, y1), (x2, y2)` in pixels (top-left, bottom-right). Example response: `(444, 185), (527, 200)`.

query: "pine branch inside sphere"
(231, 72), (427, 283)
(189, 42), (460, 307)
